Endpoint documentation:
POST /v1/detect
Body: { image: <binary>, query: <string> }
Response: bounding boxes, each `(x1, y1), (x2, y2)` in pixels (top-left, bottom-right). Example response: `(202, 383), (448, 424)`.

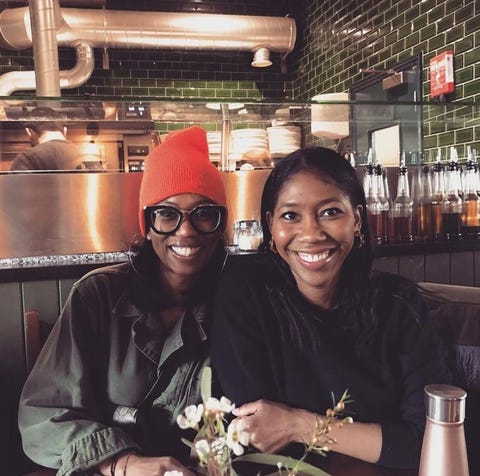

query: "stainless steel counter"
(0, 251), (130, 270)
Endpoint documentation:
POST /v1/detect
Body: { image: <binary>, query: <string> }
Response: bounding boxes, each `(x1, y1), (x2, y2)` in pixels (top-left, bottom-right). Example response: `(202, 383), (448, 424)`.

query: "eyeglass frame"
(144, 204), (227, 235)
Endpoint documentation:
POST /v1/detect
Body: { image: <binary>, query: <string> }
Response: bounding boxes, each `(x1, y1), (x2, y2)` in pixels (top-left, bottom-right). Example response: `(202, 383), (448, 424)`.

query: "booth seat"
(418, 281), (480, 475)
(19, 281), (480, 476)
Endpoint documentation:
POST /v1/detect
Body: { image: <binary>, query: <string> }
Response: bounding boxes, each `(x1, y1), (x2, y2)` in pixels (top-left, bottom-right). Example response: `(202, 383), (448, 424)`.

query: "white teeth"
(296, 250), (330, 262)
(171, 246), (200, 257)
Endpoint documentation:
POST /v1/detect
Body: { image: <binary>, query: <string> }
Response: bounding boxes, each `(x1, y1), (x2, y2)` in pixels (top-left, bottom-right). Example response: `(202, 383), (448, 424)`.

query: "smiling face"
(267, 170), (362, 308)
(146, 193), (224, 291)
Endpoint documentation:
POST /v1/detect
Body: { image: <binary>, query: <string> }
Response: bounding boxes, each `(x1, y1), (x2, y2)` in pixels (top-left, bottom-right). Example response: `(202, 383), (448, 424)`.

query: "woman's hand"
(234, 399), (383, 464)
(98, 452), (195, 476)
(232, 399), (314, 453)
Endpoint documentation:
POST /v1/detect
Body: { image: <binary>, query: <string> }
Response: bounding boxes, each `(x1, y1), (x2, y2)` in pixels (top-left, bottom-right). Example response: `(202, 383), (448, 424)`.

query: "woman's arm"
(18, 280), (139, 475)
(233, 399), (382, 463)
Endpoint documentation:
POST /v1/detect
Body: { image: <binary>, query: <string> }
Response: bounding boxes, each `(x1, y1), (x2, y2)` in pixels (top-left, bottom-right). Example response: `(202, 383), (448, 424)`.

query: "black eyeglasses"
(145, 204), (227, 235)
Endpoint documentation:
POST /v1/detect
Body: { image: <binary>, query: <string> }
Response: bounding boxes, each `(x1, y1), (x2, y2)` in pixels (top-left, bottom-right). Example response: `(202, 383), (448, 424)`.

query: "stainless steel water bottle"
(419, 384), (469, 476)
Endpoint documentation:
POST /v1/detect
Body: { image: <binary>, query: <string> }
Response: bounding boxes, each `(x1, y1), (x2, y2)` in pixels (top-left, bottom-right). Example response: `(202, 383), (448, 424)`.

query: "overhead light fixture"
(251, 47), (272, 67)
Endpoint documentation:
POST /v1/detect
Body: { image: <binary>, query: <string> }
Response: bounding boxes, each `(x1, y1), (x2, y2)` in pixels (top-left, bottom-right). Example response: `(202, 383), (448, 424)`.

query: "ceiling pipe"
(0, 5), (296, 96)
(0, 42), (94, 95)
(28, 0), (62, 96)
(0, 7), (296, 52)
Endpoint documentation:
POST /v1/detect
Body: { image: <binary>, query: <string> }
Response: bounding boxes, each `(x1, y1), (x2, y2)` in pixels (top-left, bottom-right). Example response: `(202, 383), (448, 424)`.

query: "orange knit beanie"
(138, 125), (227, 236)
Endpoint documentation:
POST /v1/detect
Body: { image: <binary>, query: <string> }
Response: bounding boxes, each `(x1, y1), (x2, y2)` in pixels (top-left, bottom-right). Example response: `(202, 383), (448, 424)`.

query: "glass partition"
(1, 97), (479, 173)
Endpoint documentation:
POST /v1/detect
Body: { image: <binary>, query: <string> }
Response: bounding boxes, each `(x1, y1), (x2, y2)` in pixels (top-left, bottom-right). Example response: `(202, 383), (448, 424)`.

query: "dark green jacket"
(19, 262), (210, 475)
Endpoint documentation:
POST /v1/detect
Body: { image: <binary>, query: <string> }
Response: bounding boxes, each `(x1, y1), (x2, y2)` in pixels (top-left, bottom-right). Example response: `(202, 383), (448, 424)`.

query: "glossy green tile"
(456, 128), (474, 143)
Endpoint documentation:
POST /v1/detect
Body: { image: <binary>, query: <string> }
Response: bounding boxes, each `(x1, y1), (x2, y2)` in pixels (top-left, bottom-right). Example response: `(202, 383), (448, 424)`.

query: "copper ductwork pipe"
(0, 3), (296, 96)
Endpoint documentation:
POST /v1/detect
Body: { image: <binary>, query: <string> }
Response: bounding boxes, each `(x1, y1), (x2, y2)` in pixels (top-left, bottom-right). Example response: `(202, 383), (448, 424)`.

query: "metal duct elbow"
(0, 70), (36, 96)
(0, 43), (94, 95)
(60, 43), (94, 88)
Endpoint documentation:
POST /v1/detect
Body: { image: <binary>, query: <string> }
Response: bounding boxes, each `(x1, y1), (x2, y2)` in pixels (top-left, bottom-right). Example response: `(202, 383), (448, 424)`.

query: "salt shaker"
(419, 384), (469, 476)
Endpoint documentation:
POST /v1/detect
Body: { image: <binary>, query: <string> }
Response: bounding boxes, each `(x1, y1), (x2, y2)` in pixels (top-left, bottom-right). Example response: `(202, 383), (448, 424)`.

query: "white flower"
(194, 439), (211, 463)
(205, 396), (235, 414)
(211, 436), (226, 452)
(164, 472), (183, 476)
(176, 403), (204, 429)
(226, 419), (250, 456)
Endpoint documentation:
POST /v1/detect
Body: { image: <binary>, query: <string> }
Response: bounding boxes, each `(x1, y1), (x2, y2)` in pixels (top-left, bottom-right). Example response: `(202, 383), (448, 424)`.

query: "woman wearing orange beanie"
(19, 126), (228, 476)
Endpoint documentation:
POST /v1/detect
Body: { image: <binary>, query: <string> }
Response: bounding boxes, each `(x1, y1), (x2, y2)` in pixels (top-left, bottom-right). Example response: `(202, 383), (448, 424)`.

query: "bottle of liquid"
(363, 160), (382, 245)
(419, 384), (469, 476)
(461, 151), (480, 239)
(374, 162), (390, 245)
(411, 164), (420, 241)
(392, 157), (413, 243)
(413, 165), (433, 241)
(431, 149), (445, 240)
(347, 151), (356, 169)
(447, 147), (463, 200)
(443, 149), (462, 240)
(383, 167), (394, 243)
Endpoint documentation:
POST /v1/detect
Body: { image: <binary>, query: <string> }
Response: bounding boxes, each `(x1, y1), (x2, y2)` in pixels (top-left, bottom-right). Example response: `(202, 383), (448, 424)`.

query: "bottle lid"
(465, 160), (476, 171)
(424, 384), (466, 423)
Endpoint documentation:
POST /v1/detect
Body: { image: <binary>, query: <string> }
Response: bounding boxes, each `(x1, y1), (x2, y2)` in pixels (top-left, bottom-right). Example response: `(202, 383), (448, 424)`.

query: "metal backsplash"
(0, 172), (143, 258)
(0, 169), (271, 259)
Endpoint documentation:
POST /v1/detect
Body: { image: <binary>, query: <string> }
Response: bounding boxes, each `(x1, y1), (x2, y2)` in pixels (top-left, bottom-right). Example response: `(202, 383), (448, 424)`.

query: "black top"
(212, 254), (449, 470)
(10, 139), (83, 171)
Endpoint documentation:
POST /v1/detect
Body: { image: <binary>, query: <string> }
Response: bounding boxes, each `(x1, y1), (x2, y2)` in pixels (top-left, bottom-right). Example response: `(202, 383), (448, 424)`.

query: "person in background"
(19, 126), (228, 475)
(10, 120), (83, 171)
(212, 146), (449, 470)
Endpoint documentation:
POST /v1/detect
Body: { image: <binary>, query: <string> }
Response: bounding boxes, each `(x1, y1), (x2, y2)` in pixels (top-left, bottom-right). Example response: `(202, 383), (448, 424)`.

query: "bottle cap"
(424, 384), (466, 423)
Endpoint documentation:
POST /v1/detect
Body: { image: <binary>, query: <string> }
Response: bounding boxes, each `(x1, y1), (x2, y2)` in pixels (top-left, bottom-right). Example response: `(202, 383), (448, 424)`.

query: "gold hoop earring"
(269, 238), (277, 254)
(354, 230), (365, 248)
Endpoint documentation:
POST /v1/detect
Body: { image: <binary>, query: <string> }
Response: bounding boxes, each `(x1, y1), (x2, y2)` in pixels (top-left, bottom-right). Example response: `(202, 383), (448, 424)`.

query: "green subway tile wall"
(294, 0), (480, 160)
(294, 0), (479, 101)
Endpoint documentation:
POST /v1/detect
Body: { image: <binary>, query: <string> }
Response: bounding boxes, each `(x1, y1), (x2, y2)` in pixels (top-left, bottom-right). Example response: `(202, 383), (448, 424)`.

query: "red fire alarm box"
(430, 51), (455, 98)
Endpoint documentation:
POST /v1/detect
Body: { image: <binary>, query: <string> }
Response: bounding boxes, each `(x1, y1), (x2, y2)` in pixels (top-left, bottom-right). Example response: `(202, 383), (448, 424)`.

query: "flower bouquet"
(176, 367), (352, 476)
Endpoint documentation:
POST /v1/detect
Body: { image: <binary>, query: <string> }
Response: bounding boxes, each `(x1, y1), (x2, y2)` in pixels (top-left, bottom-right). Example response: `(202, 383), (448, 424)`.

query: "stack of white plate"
(230, 128), (269, 162)
(267, 125), (302, 158)
(207, 131), (222, 162)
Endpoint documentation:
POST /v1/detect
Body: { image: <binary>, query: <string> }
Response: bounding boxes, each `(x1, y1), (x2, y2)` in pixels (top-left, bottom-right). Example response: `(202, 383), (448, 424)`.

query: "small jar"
(234, 220), (262, 251)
